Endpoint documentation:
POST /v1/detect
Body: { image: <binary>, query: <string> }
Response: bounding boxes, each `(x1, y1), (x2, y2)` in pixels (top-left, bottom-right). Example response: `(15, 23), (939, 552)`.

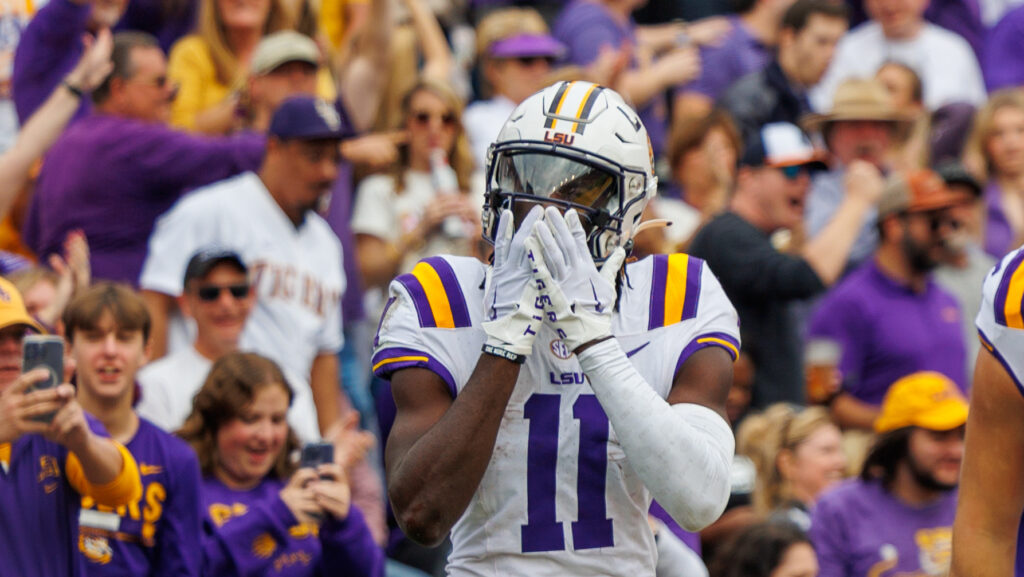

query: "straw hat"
(802, 78), (915, 133)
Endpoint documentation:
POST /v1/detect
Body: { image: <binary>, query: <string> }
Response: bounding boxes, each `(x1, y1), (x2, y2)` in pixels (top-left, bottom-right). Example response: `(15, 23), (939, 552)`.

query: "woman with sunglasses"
(180, 352), (385, 577)
(352, 78), (483, 303)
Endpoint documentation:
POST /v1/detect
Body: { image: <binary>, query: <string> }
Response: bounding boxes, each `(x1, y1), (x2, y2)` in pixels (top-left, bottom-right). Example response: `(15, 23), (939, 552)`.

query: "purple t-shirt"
(0, 415), (106, 577)
(11, 0), (90, 124)
(678, 16), (772, 102)
(807, 260), (967, 405)
(116, 0), (198, 55)
(552, 0), (667, 155)
(810, 479), (957, 577)
(200, 475), (384, 577)
(984, 4), (1024, 92)
(24, 115), (264, 285)
(79, 418), (201, 577)
(984, 180), (1015, 259)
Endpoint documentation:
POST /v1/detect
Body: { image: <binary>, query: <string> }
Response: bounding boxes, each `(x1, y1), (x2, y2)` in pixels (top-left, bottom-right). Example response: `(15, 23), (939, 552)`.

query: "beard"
(902, 233), (940, 273)
(906, 451), (959, 492)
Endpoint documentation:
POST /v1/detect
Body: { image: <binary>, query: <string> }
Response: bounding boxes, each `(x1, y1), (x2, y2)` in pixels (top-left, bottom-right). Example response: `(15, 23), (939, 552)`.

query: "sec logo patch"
(550, 340), (572, 360)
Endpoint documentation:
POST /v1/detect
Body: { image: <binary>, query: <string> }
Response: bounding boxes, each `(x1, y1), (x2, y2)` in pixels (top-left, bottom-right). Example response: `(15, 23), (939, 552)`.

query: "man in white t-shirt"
(136, 249), (320, 442)
(139, 96), (347, 437)
(810, 0), (985, 112)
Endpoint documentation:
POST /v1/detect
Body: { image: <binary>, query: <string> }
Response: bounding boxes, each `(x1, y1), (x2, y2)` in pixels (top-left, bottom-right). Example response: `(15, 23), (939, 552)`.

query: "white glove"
(481, 207), (545, 356)
(526, 207), (626, 352)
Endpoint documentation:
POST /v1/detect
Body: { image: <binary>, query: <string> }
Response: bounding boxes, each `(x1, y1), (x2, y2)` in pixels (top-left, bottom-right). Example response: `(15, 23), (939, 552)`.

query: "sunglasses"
(410, 111), (456, 128)
(195, 283), (250, 302)
(901, 211), (963, 233)
(514, 56), (556, 66)
(780, 164), (811, 181)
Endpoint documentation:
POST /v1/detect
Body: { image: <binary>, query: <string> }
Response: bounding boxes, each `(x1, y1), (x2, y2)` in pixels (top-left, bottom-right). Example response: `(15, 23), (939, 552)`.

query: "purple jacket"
(24, 114), (264, 285)
(201, 476), (384, 577)
(12, 0), (90, 124)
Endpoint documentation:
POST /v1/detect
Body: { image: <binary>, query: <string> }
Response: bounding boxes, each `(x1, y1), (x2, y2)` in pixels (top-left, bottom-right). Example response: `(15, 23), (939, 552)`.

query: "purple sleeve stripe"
(681, 256), (703, 321)
(395, 273), (436, 328)
(978, 329), (1024, 397)
(994, 250), (1024, 327)
(675, 332), (740, 374)
(371, 347), (457, 397)
(649, 255), (668, 330)
(422, 257), (472, 328)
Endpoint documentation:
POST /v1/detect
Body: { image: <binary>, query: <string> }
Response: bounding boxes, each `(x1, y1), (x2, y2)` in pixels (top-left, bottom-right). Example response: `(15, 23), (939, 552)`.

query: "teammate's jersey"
(372, 254), (740, 577)
(78, 419), (202, 577)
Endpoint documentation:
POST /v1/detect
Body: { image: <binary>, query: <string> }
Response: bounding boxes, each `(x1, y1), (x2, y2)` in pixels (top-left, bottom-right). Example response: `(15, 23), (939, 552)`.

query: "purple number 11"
(521, 393), (614, 553)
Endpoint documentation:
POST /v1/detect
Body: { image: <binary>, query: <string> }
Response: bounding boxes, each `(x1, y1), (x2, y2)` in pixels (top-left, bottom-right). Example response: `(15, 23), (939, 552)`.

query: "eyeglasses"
(195, 283), (250, 302)
(780, 164), (811, 181)
(410, 111), (456, 128)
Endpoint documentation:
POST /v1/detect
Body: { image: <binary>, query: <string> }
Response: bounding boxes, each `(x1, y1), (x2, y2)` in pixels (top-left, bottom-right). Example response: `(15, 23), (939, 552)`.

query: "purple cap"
(489, 33), (566, 59)
(269, 96), (348, 141)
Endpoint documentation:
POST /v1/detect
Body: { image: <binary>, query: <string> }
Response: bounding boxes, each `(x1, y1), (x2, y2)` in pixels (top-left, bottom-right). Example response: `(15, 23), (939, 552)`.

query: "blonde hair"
(393, 78), (475, 189)
(197, 0), (295, 85)
(737, 404), (839, 516)
(963, 88), (1024, 181)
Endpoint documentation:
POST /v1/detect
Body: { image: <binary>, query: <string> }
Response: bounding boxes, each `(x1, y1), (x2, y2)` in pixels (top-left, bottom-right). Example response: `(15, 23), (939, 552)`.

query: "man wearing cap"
(136, 249), (322, 443)
(0, 277), (143, 577)
(689, 121), (882, 407)
(803, 78), (914, 268)
(242, 31), (323, 133)
(810, 371), (966, 577)
(23, 31), (266, 286)
(808, 169), (969, 429)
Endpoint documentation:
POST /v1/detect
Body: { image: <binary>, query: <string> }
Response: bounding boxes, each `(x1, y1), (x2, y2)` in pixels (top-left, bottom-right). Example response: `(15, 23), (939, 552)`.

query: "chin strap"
(632, 218), (673, 235)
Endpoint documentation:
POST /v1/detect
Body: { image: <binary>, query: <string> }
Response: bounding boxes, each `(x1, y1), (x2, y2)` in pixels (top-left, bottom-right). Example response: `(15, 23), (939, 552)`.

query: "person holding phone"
(0, 277), (142, 577)
(178, 351), (384, 577)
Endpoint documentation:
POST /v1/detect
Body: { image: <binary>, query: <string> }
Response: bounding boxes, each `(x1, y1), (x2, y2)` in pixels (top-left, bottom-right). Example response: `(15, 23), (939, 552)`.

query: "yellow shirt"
(319, 0), (370, 50)
(167, 35), (337, 131)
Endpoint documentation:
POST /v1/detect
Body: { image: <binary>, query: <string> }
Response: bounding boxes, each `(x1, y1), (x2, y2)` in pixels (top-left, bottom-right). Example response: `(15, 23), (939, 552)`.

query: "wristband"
(62, 81), (84, 99)
(482, 343), (527, 364)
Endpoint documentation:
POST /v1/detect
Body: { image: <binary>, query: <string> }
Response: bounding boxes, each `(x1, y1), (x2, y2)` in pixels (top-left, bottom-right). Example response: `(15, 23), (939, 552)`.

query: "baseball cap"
(269, 96), (348, 141)
(183, 249), (247, 285)
(251, 31), (320, 76)
(488, 33), (566, 59)
(877, 169), (972, 220)
(739, 122), (827, 170)
(874, 371), (968, 433)
(935, 161), (982, 198)
(0, 277), (43, 333)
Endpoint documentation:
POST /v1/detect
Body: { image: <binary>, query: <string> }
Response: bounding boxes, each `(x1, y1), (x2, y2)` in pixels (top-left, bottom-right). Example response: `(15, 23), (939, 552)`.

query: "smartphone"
(300, 442), (335, 471)
(22, 335), (64, 423)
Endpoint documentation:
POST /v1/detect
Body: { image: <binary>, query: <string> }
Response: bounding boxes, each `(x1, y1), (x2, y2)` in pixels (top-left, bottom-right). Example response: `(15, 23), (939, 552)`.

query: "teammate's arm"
(385, 358), (521, 546)
(950, 348), (1024, 577)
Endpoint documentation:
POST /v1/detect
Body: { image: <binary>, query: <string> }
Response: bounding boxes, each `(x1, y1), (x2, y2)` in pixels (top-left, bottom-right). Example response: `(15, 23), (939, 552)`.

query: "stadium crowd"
(0, 0), (1020, 572)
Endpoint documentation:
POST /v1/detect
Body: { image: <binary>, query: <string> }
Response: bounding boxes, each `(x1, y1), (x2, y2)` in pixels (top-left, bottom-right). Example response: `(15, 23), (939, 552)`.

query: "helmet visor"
(491, 151), (619, 211)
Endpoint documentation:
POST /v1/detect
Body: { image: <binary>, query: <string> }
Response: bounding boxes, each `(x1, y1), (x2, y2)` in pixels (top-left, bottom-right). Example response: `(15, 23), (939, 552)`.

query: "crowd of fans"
(0, 0), (1018, 572)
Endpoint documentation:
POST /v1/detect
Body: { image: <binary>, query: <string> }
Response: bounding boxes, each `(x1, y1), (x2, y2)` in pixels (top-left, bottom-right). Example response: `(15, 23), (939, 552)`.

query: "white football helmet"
(482, 81), (657, 262)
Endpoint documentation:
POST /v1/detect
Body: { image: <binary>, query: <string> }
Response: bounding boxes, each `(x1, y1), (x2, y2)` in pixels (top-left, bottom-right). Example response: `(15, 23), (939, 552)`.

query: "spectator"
(810, 371), (966, 576)
(674, 0), (796, 122)
(167, 0), (333, 134)
(0, 276), (142, 577)
(710, 521), (819, 577)
(64, 283), (202, 577)
(810, 0), (986, 112)
(9, 230), (91, 331)
(689, 122), (882, 407)
(464, 8), (562, 171)
(963, 89), (1024, 259)
(719, 0), (849, 144)
(982, 3), (1024, 92)
(874, 61), (929, 169)
(23, 32), (265, 286)
(803, 78), (913, 267)
(738, 404), (847, 530)
(353, 78), (482, 300)
(177, 352), (385, 577)
(553, 0), (703, 157)
(140, 95), (346, 438)
(11, 0), (126, 124)
(933, 162), (994, 375)
(808, 169), (970, 430)
(239, 30), (321, 133)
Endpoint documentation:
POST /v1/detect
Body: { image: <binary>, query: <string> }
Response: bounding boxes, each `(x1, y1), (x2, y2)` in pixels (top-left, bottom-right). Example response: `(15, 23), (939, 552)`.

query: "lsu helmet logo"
(543, 131), (575, 145)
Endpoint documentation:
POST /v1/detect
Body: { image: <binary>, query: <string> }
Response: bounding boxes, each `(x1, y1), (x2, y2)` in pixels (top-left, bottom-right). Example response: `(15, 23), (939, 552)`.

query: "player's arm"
(950, 348), (1024, 577)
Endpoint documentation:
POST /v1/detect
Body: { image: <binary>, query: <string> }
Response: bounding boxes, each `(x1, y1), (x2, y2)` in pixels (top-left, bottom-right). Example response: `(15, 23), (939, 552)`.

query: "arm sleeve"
(674, 264), (742, 369)
(167, 37), (220, 131)
(153, 449), (203, 577)
(11, 0), (88, 122)
(561, 17), (621, 65)
(318, 505), (385, 577)
(202, 494), (297, 577)
(808, 495), (851, 577)
(66, 441), (143, 508)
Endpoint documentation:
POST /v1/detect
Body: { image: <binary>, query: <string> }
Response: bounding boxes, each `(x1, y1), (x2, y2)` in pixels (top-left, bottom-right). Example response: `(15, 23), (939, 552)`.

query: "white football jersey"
(977, 245), (1024, 395)
(373, 254), (740, 577)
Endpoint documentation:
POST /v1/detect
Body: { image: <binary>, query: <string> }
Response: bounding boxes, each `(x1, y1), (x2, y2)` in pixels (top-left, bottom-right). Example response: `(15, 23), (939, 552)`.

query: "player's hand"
(481, 207), (545, 356)
(0, 369), (66, 444)
(527, 207), (626, 352)
(280, 468), (326, 525)
(311, 463), (352, 521)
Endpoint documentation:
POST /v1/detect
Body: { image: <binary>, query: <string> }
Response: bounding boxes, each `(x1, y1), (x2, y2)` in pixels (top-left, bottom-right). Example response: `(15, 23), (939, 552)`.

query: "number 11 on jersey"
(521, 393), (615, 553)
